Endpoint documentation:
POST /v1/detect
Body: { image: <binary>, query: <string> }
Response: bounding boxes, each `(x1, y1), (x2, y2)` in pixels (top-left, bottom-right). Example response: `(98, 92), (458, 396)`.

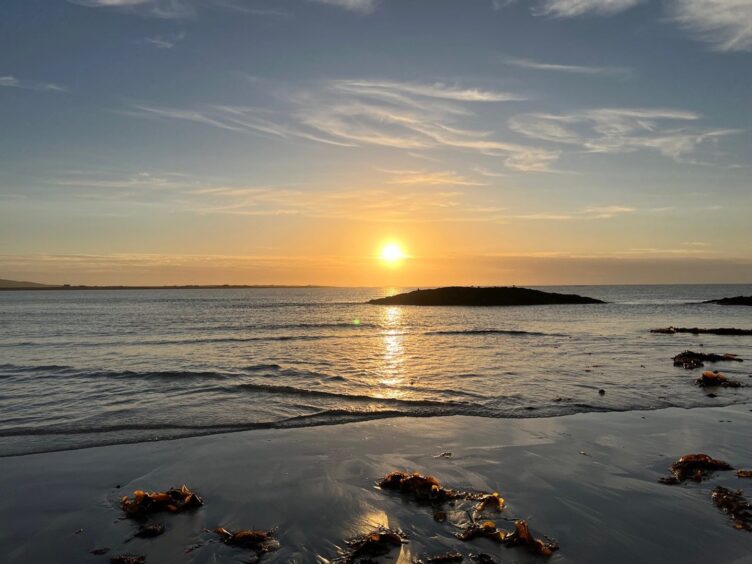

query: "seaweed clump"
(134, 523), (165, 538)
(711, 487), (752, 532)
(659, 454), (732, 484)
(110, 556), (145, 564)
(377, 471), (556, 557)
(215, 527), (280, 555)
(672, 351), (742, 370)
(378, 471), (461, 502)
(421, 551), (464, 562)
(696, 371), (742, 388)
(120, 485), (203, 518)
(341, 527), (406, 562)
(457, 520), (558, 556)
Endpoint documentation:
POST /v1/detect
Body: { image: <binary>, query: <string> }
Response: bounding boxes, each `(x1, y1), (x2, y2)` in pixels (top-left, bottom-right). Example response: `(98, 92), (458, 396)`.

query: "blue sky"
(0, 0), (750, 285)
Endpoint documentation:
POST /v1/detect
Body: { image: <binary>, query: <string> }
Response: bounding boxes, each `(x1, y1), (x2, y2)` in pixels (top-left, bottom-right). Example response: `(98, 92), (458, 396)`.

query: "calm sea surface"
(1, 285), (751, 456)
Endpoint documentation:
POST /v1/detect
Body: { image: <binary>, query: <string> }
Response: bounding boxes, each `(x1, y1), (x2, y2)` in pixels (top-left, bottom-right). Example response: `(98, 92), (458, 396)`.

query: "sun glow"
(379, 242), (407, 265)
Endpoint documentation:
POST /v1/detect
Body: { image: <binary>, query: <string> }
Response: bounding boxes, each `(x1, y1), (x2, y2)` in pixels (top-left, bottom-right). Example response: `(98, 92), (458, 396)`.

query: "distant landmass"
(704, 296), (752, 306)
(368, 286), (605, 306)
(0, 278), (54, 289)
(0, 279), (326, 291)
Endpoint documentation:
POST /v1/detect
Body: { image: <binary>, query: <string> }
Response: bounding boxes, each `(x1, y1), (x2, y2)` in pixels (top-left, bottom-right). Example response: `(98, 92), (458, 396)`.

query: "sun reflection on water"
(376, 306), (406, 396)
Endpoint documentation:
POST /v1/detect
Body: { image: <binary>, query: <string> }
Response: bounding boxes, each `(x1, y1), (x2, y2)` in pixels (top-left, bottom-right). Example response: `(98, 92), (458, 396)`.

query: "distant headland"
(0, 279), (326, 291)
(703, 296), (752, 306)
(368, 286), (605, 306)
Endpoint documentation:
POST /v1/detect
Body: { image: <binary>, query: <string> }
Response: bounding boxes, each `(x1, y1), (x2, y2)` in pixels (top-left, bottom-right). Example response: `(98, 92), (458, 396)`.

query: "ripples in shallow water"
(1, 284), (751, 456)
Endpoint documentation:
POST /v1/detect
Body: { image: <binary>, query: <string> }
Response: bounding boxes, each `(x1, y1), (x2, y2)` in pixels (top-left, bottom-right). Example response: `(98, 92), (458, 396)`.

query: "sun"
(379, 242), (407, 265)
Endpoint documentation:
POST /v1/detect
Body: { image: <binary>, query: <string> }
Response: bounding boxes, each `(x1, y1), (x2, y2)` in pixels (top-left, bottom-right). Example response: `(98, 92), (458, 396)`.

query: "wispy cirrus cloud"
(69, 0), (196, 19)
(44, 169), (502, 223)
(669, 0), (752, 52)
(378, 168), (488, 186)
(125, 78), (560, 172)
(509, 108), (740, 162)
(128, 103), (357, 146)
(0, 75), (67, 92)
(141, 32), (185, 49)
(502, 56), (630, 76)
(535, 0), (643, 17)
(332, 80), (526, 102)
(186, 186), (484, 222)
(294, 80), (558, 171)
(510, 204), (636, 220)
(309, 0), (377, 13)
(69, 0), (377, 18)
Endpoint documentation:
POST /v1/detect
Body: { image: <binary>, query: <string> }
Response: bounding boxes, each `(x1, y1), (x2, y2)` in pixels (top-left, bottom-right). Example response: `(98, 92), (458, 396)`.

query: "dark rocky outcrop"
(673, 350), (743, 370)
(368, 286), (604, 306)
(652, 327), (752, 336)
(704, 296), (752, 306)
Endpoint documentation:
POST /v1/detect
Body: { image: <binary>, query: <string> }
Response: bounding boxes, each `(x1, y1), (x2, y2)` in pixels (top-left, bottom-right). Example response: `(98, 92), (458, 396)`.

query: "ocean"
(1, 284), (750, 457)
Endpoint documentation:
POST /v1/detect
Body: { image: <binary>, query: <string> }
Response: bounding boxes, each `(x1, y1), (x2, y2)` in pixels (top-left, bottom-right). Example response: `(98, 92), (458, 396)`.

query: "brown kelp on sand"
(378, 471), (505, 508)
(377, 471), (557, 557)
(659, 454), (733, 484)
(215, 527), (280, 556)
(133, 523), (165, 538)
(457, 519), (559, 557)
(109, 555), (145, 564)
(120, 484), (203, 518)
(339, 527), (406, 563)
(711, 487), (752, 532)
(421, 550), (464, 562)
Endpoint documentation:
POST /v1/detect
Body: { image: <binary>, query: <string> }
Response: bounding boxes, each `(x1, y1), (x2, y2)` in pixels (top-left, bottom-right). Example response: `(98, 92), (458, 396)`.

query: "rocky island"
(704, 296), (752, 306)
(368, 286), (605, 306)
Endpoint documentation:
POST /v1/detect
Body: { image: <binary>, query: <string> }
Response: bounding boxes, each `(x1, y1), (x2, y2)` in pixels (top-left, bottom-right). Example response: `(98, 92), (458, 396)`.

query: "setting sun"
(379, 242), (407, 265)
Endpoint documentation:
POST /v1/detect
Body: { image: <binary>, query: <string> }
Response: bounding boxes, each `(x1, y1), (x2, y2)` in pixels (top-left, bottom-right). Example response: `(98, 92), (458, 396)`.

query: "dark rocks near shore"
(696, 370), (742, 388)
(673, 351), (743, 370)
(652, 327), (752, 336)
(368, 286), (604, 306)
(704, 296), (752, 306)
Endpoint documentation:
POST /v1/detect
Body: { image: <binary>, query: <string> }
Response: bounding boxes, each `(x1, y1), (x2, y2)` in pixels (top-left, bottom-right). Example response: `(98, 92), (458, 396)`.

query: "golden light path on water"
(375, 306), (406, 398)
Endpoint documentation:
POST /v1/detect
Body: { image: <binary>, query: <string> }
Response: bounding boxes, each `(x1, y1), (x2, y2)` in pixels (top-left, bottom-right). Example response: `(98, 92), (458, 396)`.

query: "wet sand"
(2, 404), (751, 563)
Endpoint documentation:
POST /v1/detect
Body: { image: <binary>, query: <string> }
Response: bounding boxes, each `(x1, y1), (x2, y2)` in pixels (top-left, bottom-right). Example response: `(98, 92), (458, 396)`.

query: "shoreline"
(3, 399), (750, 459)
(3, 404), (751, 562)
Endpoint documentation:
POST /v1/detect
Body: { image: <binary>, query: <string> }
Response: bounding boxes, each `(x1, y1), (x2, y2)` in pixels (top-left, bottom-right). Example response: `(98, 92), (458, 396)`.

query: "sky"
(0, 0), (751, 286)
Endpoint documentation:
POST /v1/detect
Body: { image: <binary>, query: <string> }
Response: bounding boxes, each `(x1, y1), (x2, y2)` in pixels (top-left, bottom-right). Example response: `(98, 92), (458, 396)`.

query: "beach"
(2, 403), (751, 563)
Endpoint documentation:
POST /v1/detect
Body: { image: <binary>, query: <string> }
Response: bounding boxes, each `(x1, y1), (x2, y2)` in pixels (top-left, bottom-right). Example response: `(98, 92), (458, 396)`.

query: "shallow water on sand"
(1, 284), (751, 456)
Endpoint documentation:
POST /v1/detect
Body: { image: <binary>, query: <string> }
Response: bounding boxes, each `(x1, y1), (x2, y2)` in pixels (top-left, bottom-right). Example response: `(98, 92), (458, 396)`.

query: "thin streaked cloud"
(669, 0), (752, 52)
(332, 79), (526, 102)
(509, 108), (740, 162)
(68, 0), (196, 19)
(379, 169), (488, 186)
(310, 0), (377, 13)
(125, 78), (560, 172)
(0, 75), (67, 92)
(534, 0), (643, 17)
(141, 32), (185, 49)
(69, 0), (377, 18)
(502, 56), (630, 76)
(509, 204), (636, 221)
